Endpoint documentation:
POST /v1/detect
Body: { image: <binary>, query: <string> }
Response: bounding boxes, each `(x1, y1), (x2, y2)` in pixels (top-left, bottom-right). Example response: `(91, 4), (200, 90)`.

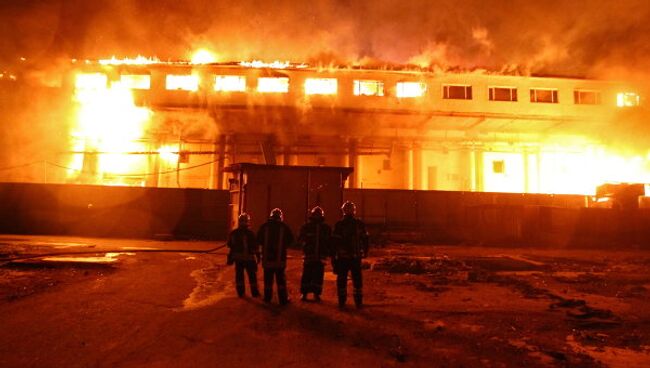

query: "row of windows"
(74, 72), (641, 107)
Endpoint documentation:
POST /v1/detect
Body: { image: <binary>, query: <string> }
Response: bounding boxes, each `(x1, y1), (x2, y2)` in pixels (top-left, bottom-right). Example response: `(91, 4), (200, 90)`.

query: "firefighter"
(298, 206), (332, 302)
(332, 201), (369, 309)
(226, 213), (260, 298)
(257, 208), (294, 305)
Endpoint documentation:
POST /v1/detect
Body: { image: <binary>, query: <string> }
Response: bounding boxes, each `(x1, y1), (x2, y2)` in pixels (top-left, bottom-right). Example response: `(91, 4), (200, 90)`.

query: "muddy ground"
(0, 235), (649, 367)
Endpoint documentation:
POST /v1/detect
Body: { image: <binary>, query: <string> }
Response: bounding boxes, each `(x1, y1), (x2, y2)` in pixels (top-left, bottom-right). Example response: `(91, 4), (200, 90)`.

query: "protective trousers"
(300, 261), (325, 296)
(335, 258), (363, 308)
(235, 260), (259, 297)
(263, 267), (288, 304)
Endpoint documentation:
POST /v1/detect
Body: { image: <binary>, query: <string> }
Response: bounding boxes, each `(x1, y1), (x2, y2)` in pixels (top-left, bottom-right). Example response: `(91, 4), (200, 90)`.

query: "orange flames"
(69, 74), (152, 185)
(64, 50), (647, 194)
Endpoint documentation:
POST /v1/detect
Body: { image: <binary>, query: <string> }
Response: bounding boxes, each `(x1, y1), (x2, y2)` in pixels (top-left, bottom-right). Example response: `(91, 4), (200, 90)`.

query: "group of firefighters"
(226, 201), (369, 309)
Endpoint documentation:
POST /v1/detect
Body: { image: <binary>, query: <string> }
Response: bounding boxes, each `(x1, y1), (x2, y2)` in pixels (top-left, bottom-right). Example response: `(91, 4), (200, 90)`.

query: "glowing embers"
(214, 75), (246, 92)
(354, 80), (384, 96)
(69, 82), (152, 185)
(617, 92), (640, 107)
(304, 78), (337, 95)
(119, 74), (151, 90)
(257, 77), (289, 93)
(75, 73), (108, 90)
(396, 82), (426, 98)
(166, 75), (199, 91)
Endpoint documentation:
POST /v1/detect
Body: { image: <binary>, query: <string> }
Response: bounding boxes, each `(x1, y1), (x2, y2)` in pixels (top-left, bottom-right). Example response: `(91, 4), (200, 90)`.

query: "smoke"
(1, 0), (650, 176)
(1, 0), (649, 78)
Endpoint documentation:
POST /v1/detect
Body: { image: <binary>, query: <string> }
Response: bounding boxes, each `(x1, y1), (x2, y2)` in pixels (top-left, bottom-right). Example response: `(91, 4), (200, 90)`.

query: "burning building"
(0, 55), (646, 196)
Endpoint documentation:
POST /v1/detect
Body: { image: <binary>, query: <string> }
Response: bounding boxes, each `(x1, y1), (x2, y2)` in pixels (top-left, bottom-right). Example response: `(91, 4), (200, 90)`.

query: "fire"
(69, 76), (152, 185)
(98, 56), (160, 66)
(396, 82), (426, 98)
(240, 60), (308, 69)
(257, 77), (289, 93)
(214, 75), (246, 92)
(190, 49), (218, 64)
(158, 145), (179, 164)
(481, 144), (650, 195)
(304, 78), (338, 95)
(616, 92), (640, 107)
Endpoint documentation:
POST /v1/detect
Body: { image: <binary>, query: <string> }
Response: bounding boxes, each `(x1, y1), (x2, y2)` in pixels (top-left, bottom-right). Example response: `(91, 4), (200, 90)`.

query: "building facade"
(29, 61), (646, 194)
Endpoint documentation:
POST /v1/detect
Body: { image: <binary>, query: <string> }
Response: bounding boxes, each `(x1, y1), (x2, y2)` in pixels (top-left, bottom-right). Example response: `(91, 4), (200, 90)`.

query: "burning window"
(257, 77), (289, 93)
(354, 80), (384, 96)
(617, 92), (640, 107)
(443, 85), (472, 100)
(165, 75), (199, 91)
(396, 82), (426, 98)
(214, 75), (246, 92)
(118, 74), (151, 90)
(75, 73), (108, 90)
(492, 160), (505, 174)
(489, 87), (517, 102)
(530, 88), (558, 103)
(305, 78), (338, 95)
(573, 90), (601, 105)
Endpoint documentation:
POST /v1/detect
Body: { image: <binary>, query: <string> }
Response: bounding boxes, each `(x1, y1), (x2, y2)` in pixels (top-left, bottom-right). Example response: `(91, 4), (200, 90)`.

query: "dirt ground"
(1, 235), (649, 367)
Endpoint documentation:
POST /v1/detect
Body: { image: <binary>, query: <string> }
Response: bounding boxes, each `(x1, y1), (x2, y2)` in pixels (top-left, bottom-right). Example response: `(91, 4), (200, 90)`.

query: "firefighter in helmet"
(226, 213), (260, 298)
(298, 206), (332, 302)
(331, 201), (369, 309)
(257, 208), (294, 305)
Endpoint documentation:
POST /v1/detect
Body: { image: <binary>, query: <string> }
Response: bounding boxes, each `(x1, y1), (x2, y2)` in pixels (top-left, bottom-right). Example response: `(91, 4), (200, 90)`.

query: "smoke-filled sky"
(1, 0), (649, 78)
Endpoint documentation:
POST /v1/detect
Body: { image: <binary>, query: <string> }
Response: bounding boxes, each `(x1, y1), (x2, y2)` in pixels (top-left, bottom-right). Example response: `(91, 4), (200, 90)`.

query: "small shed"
(225, 163), (353, 235)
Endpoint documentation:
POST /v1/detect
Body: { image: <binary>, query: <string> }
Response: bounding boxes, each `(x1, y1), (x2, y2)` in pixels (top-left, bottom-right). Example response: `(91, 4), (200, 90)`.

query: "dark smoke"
(1, 0), (649, 78)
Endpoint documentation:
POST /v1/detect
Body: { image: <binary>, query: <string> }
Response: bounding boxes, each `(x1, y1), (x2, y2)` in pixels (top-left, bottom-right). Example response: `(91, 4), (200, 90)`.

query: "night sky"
(1, 0), (649, 78)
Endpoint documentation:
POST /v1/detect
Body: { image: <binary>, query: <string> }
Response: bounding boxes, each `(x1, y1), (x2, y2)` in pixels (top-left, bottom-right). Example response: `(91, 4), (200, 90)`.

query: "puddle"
(177, 266), (232, 311)
(566, 335), (650, 367)
(40, 252), (134, 264)
(552, 271), (605, 278)
(495, 271), (543, 277)
(26, 241), (95, 249)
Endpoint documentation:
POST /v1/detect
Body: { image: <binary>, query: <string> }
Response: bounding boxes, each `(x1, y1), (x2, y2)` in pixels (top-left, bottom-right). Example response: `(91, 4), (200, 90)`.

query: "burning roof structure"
(0, 1), (649, 195)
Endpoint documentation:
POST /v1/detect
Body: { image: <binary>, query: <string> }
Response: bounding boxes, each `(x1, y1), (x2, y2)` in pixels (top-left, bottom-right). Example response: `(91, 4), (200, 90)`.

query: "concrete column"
(412, 144), (423, 190)
(147, 140), (160, 188)
(472, 147), (484, 192)
(214, 135), (226, 190)
(348, 138), (360, 188)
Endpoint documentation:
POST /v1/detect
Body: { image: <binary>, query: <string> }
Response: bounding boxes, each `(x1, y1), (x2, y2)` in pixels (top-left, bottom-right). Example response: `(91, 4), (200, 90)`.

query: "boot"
(354, 289), (363, 309)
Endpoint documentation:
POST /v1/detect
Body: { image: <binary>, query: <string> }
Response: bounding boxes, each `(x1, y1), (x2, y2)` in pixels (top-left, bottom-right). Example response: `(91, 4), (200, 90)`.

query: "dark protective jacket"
(298, 218), (332, 263)
(332, 215), (369, 260)
(257, 219), (294, 268)
(227, 227), (259, 262)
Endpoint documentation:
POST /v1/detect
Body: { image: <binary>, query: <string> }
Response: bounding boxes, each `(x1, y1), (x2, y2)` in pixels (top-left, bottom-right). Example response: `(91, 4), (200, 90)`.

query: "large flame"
(190, 49), (218, 64)
(69, 75), (152, 185)
(481, 145), (650, 195)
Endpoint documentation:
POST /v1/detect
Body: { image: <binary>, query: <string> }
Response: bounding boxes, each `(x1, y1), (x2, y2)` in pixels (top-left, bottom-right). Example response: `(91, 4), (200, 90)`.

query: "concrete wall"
(2, 182), (649, 249)
(343, 189), (650, 249)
